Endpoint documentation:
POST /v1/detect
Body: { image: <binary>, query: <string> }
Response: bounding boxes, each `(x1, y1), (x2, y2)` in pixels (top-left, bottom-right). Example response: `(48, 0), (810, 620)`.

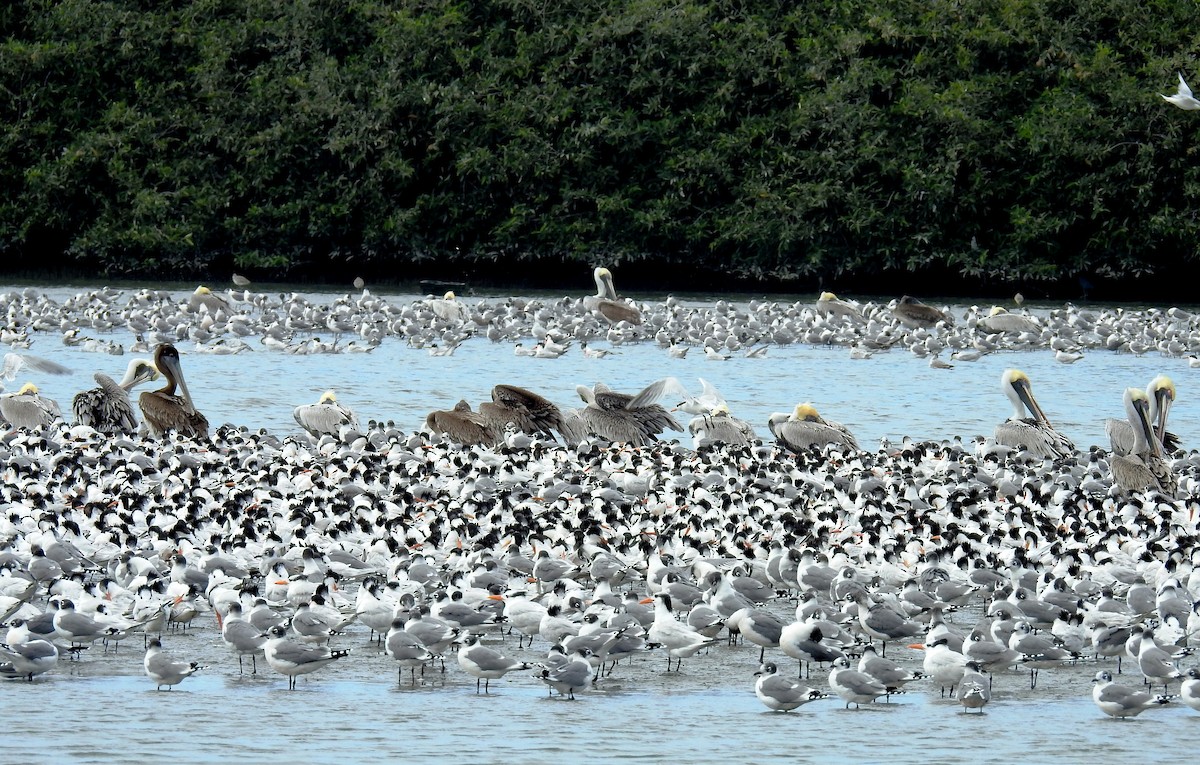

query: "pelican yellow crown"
(1151, 375), (1176, 399)
(792, 402), (821, 421)
(1003, 369), (1031, 386)
(318, 390), (338, 404)
(819, 292), (838, 301)
(17, 382), (38, 395)
(988, 306), (1008, 316)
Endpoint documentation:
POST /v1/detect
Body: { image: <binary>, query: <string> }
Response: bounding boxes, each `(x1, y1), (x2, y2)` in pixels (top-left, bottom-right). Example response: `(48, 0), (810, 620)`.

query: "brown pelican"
(72, 358), (159, 433)
(0, 383), (61, 429)
(188, 286), (231, 314)
(573, 381), (681, 445)
(1111, 387), (1177, 496)
(892, 296), (951, 329)
(583, 267), (642, 325)
(427, 291), (469, 323)
(815, 292), (863, 322)
(767, 403), (858, 452)
(688, 404), (757, 449)
(994, 369), (1073, 458)
(139, 343), (209, 439)
(1106, 376), (1178, 456)
(424, 400), (499, 446)
(977, 306), (1039, 334)
(293, 390), (358, 438)
(478, 384), (565, 440)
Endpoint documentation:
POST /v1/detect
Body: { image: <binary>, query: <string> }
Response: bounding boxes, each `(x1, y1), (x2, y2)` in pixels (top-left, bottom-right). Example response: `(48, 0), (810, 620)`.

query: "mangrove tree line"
(0, 0), (1198, 296)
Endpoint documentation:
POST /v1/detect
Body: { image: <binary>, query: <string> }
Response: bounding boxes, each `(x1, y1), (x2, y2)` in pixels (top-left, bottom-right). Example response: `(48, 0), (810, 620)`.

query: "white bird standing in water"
(143, 639), (204, 690)
(754, 662), (830, 711)
(1162, 72), (1200, 110)
(956, 661), (991, 713)
(1091, 670), (1172, 718)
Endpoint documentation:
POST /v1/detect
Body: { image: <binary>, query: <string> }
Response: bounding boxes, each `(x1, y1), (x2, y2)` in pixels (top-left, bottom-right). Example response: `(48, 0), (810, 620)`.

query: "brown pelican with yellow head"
(139, 343), (209, 439)
(72, 358), (159, 433)
(977, 306), (1039, 335)
(767, 403), (858, 452)
(815, 292), (864, 322)
(293, 390), (358, 438)
(1105, 375), (1179, 456)
(427, 291), (470, 323)
(994, 369), (1073, 458)
(583, 267), (642, 325)
(1111, 387), (1177, 496)
(0, 382), (62, 430)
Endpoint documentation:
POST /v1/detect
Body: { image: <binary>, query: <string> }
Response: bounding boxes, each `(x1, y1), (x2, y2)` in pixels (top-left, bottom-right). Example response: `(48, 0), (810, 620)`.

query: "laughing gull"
(143, 638), (204, 690)
(851, 592), (923, 657)
(52, 599), (118, 647)
(956, 661), (991, 713)
(455, 633), (529, 693)
(262, 624), (349, 690)
(0, 619), (58, 680)
(1091, 670), (1172, 719)
(728, 607), (785, 662)
(780, 620), (849, 679)
(1009, 621), (1074, 689)
(754, 662), (829, 712)
(535, 647), (593, 699)
(857, 643), (924, 695)
(828, 656), (890, 709)
(1135, 628), (1187, 691)
(384, 618), (434, 684)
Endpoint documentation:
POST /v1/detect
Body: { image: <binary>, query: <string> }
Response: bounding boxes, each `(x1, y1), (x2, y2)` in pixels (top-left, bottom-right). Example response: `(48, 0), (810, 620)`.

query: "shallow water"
(4, 286), (1196, 451)
(5, 602), (1198, 765)
(3, 284), (1199, 764)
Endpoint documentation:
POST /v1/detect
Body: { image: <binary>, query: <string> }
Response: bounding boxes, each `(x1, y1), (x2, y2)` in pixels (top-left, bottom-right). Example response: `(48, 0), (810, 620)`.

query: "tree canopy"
(1, 0), (1198, 298)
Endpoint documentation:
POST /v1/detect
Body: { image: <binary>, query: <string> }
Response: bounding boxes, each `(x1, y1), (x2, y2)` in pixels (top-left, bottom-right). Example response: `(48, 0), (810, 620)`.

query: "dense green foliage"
(1, 0), (1198, 296)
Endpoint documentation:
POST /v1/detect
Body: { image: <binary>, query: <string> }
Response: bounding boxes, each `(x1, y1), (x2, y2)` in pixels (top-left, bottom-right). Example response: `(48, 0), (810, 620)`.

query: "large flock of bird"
(1, 270), (1200, 722)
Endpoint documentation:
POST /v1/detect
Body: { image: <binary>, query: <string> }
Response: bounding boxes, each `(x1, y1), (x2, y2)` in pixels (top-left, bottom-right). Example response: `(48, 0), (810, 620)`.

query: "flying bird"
(1162, 72), (1200, 110)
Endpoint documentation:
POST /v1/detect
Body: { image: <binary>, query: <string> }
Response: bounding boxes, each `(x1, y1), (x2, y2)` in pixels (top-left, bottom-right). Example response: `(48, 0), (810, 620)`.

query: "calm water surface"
(6, 286), (1198, 450)
(4, 284), (1199, 764)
